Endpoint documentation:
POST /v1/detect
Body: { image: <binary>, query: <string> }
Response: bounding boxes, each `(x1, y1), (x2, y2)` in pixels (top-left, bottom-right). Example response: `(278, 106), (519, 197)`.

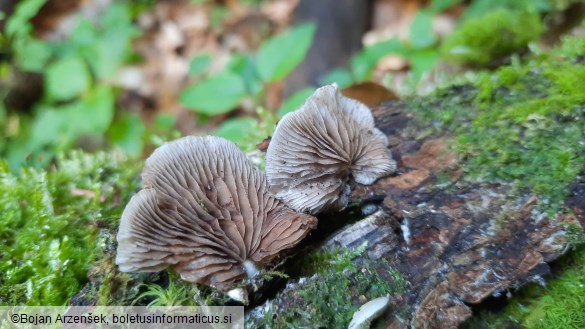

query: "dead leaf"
(342, 82), (398, 108)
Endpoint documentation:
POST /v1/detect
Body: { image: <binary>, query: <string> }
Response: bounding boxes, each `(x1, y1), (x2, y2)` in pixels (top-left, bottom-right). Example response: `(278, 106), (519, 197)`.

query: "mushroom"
(116, 136), (317, 291)
(266, 84), (396, 214)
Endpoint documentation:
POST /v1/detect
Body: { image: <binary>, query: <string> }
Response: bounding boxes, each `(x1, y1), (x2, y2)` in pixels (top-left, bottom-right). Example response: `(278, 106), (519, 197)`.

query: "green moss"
(441, 8), (543, 66)
(255, 245), (409, 328)
(415, 30), (585, 212)
(87, 253), (227, 307)
(89, 255), (142, 306)
(129, 272), (228, 307)
(416, 27), (585, 329)
(0, 151), (140, 305)
(134, 274), (200, 307)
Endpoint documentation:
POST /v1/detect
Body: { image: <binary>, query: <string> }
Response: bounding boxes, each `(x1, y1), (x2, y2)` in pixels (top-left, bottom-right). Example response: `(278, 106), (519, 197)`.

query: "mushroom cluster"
(266, 84), (396, 214)
(116, 136), (317, 291)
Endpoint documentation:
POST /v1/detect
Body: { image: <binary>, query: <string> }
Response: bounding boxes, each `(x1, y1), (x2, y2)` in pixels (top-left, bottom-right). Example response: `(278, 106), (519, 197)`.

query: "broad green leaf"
(102, 2), (132, 28)
(214, 117), (257, 143)
(429, 0), (462, 14)
(154, 114), (176, 130)
(257, 23), (316, 82)
(74, 4), (137, 79)
(5, 0), (46, 37)
(77, 86), (115, 134)
(14, 39), (51, 72)
(91, 30), (135, 78)
(462, 0), (549, 21)
(34, 86), (115, 147)
(226, 54), (263, 95)
(350, 38), (405, 81)
(29, 105), (71, 149)
(180, 72), (246, 115)
(409, 10), (436, 49)
(70, 19), (97, 48)
(38, 87), (115, 145)
(189, 53), (212, 77)
(110, 114), (146, 157)
(407, 49), (439, 87)
(319, 68), (353, 88)
(277, 88), (315, 117)
(95, 5), (137, 78)
(45, 56), (91, 101)
(462, 0), (502, 20)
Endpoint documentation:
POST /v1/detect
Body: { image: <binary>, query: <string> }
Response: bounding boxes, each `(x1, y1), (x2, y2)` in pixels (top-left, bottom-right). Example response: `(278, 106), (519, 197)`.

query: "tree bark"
(256, 91), (585, 328)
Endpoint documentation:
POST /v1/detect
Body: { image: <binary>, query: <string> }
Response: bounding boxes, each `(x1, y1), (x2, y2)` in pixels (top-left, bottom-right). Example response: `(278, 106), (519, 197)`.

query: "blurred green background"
(2, 0), (579, 170)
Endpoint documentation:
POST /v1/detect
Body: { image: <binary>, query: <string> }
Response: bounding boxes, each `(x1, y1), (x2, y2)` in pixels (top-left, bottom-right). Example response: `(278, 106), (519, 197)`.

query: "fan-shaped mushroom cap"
(266, 84), (396, 214)
(116, 136), (317, 291)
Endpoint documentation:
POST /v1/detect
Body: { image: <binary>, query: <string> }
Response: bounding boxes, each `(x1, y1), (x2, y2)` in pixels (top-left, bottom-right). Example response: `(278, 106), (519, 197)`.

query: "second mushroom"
(266, 84), (396, 215)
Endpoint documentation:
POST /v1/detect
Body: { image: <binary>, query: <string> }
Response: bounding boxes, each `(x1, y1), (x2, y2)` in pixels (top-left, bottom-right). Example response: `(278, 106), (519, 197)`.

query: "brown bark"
(261, 100), (584, 328)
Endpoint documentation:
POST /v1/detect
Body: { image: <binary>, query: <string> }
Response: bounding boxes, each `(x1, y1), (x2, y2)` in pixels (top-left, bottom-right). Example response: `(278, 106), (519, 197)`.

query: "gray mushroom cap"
(266, 84), (396, 214)
(116, 136), (317, 291)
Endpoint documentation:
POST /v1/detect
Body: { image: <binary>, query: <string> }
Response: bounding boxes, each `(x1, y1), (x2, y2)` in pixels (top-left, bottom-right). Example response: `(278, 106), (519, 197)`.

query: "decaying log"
(258, 100), (584, 329)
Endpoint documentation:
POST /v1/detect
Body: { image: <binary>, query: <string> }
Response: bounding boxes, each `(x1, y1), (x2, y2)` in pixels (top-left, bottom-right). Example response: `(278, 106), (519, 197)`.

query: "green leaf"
(101, 2), (132, 28)
(110, 114), (146, 157)
(154, 114), (176, 130)
(180, 72), (246, 115)
(45, 56), (91, 101)
(461, 0), (549, 20)
(92, 31), (135, 79)
(72, 4), (137, 79)
(319, 68), (353, 88)
(35, 86), (114, 147)
(32, 86), (114, 148)
(214, 117), (257, 142)
(226, 54), (263, 95)
(95, 5), (138, 78)
(429, 0), (462, 14)
(5, 0), (46, 37)
(14, 39), (52, 72)
(70, 19), (97, 48)
(407, 49), (439, 87)
(350, 38), (405, 81)
(462, 0), (501, 20)
(257, 23), (316, 82)
(409, 10), (436, 49)
(76, 86), (115, 134)
(277, 88), (315, 117)
(29, 105), (72, 149)
(189, 53), (212, 77)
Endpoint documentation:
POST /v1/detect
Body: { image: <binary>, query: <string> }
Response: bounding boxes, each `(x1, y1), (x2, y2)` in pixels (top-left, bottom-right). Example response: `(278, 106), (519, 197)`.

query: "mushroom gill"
(116, 136), (317, 291)
(266, 84), (396, 214)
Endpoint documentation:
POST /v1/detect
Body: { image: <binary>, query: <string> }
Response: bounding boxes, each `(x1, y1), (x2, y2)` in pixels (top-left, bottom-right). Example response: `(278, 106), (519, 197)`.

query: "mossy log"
(252, 94), (585, 328)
